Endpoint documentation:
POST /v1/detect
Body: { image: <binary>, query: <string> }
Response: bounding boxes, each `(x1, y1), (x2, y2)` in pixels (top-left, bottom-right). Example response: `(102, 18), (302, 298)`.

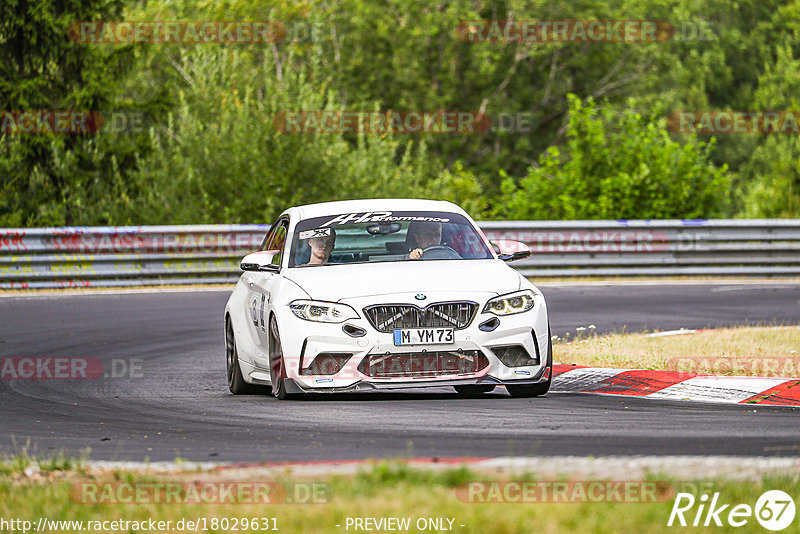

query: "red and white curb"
(552, 365), (800, 406)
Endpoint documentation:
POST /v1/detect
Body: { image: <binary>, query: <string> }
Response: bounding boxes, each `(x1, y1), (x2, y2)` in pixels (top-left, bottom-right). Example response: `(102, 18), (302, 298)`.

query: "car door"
(245, 217), (288, 354)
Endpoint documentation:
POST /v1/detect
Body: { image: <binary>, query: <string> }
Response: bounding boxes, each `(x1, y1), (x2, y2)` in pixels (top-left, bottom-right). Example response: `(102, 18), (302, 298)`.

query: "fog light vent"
(479, 317), (500, 332)
(301, 353), (352, 375)
(491, 345), (538, 367)
(342, 324), (367, 337)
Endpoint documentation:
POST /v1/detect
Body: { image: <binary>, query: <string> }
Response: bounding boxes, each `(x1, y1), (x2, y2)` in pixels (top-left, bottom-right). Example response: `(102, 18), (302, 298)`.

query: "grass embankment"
(554, 326), (800, 377)
(1, 454), (798, 534)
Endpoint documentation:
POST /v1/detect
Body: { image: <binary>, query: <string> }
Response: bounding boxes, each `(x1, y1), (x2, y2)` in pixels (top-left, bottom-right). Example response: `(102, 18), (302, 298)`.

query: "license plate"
(393, 328), (454, 346)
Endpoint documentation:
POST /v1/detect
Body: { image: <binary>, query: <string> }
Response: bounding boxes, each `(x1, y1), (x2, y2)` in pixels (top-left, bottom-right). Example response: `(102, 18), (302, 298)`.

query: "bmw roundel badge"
(415, 293), (426, 301)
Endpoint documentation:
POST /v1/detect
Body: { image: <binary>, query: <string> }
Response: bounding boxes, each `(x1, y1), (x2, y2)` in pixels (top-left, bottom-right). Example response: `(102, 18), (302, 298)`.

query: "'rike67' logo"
(668, 490), (796, 530)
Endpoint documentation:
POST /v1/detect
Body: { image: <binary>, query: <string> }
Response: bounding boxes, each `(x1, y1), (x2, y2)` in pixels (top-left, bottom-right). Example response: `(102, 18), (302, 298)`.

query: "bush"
(491, 95), (730, 220)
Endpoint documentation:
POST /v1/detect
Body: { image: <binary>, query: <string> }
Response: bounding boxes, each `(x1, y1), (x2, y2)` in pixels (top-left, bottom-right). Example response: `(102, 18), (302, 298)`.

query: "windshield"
(288, 211), (494, 267)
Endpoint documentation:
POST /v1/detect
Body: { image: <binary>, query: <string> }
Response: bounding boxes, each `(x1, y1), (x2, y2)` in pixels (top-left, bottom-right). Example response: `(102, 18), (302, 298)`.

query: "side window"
(259, 226), (276, 252)
(259, 217), (288, 252)
(270, 222), (288, 264)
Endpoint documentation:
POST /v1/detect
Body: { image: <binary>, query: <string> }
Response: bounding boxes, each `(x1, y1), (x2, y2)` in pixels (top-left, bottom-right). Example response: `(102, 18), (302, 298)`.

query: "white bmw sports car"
(224, 199), (552, 399)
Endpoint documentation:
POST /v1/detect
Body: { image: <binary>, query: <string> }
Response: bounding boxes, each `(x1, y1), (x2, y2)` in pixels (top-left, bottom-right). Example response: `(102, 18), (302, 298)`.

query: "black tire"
(269, 315), (290, 400)
(506, 324), (553, 398)
(226, 318), (259, 395)
(454, 385), (496, 395)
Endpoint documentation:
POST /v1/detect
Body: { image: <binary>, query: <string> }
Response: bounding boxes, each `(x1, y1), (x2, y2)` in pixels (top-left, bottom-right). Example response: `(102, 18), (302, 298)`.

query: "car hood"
(283, 260), (522, 302)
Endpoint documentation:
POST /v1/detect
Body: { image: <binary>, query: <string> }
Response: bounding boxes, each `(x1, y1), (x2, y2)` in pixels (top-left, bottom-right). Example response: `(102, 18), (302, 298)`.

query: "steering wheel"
(419, 245), (461, 260)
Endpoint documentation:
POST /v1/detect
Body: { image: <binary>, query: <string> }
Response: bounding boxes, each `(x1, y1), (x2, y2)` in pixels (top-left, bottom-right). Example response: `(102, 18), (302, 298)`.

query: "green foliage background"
(1, 0), (798, 225)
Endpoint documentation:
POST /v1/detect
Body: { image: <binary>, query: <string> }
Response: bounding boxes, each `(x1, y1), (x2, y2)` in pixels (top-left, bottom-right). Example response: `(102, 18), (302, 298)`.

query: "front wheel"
(269, 315), (291, 400)
(506, 325), (553, 398)
(226, 318), (259, 394)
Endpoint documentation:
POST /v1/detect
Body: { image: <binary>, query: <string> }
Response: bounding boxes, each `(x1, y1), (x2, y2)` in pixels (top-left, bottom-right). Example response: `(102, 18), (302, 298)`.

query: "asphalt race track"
(1, 282), (799, 462)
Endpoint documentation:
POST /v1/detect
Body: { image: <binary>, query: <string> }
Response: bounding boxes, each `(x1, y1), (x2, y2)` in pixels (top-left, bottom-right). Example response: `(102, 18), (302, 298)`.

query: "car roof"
(284, 198), (467, 221)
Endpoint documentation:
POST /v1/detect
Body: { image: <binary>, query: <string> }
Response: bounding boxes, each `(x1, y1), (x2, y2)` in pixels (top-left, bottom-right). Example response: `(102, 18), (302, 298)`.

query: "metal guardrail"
(0, 220), (798, 289)
(0, 225), (268, 289)
(479, 219), (800, 277)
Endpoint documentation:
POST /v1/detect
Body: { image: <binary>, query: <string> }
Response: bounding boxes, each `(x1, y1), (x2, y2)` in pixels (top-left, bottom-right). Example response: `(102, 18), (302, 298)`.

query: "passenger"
(306, 228), (336, 265)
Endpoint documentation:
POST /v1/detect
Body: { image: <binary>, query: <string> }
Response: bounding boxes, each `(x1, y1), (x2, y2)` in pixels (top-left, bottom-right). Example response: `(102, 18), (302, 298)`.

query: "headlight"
(483, 290), (536, 316)
(289, 300), (359, 323)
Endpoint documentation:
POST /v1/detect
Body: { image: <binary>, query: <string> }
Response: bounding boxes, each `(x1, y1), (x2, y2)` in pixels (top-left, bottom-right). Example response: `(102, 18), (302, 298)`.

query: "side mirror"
(491, 240), (531, 262)
(240, 251), (280, 272)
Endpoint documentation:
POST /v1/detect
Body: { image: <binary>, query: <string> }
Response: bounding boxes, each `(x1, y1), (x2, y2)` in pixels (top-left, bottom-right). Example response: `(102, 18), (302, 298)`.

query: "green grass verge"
(1, 455), (799, 533)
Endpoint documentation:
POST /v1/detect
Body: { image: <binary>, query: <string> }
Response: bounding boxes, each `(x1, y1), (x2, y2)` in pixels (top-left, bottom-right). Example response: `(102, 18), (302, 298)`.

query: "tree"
(0, 0), (135, 226)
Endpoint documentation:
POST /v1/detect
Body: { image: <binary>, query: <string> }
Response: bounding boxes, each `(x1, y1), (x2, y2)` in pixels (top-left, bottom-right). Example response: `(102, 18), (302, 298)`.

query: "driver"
(306, 228), (336, 265)
(406, 221), (442, 259)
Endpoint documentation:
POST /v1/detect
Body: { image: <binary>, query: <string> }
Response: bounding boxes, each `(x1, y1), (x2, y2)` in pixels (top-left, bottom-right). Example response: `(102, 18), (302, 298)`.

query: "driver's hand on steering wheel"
(409, 248), (423, 260)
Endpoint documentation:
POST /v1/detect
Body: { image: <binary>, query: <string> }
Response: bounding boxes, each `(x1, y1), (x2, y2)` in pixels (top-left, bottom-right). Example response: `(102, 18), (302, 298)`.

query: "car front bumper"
(257, 291), (551, 392)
